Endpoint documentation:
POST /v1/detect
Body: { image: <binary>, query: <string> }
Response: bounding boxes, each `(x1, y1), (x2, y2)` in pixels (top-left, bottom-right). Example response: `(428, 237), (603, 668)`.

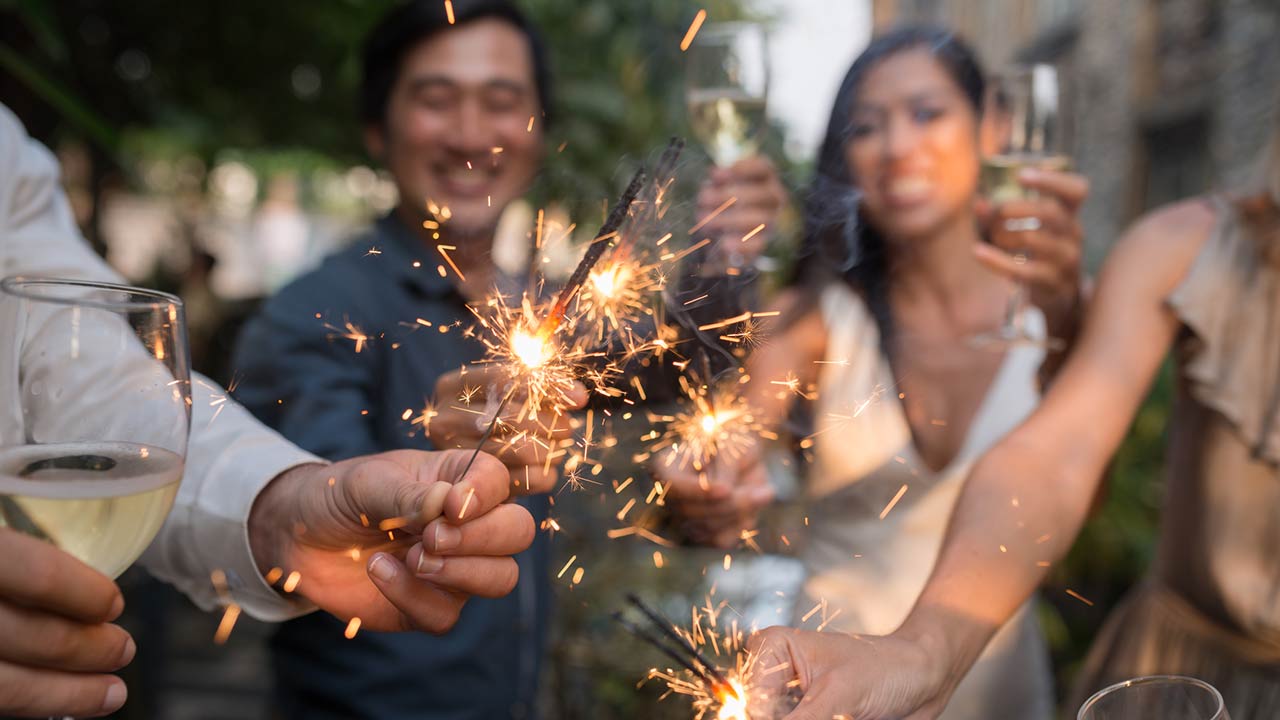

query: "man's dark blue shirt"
(233, 214), (548, 720)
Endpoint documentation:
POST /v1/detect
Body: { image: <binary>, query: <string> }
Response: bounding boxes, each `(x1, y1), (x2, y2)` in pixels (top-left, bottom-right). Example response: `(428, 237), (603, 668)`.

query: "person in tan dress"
(746, 108), (1280, 719)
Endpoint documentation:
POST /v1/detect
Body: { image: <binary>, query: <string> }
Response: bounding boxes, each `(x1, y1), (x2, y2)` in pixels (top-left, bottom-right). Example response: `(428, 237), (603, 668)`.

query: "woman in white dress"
(660, 26), (1089, 718)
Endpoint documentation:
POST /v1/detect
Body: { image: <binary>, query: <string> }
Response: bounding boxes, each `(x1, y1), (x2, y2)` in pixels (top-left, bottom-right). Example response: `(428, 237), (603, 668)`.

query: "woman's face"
(844, 48), (981, 243)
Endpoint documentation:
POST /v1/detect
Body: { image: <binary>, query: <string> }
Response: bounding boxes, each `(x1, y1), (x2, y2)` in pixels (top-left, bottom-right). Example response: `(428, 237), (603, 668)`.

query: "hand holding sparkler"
(654, 440), (774, 550)
(746, 625), (951, 720)
(248, 448), (533, 633)
(647, 363), (776, 549)
(430, 365), (589, 495)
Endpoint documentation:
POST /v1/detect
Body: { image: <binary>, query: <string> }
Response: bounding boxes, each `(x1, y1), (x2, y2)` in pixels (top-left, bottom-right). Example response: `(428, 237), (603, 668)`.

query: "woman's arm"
(749, 199), (1216, 720)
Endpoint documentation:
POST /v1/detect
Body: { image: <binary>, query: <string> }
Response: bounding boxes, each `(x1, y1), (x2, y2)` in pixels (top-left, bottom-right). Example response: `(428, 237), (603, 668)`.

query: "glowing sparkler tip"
(715, 679), (750, 720)
(589, 262), (632, 299)
(510, 326), (553, 369)
(700, 413), (720, 435)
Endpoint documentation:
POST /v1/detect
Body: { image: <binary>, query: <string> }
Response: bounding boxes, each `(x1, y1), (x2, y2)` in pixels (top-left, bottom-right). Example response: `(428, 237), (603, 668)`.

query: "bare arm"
(904, 201), (1210, 677)
(749, 199), (1216, 720)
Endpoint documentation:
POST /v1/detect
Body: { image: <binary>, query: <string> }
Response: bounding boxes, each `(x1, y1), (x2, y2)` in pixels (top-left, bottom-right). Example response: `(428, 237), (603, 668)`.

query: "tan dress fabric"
(1069, 198), (1280, 719)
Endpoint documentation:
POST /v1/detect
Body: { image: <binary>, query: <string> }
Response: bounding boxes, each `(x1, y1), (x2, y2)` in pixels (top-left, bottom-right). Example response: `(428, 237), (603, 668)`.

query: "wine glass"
(0, 277), (190, 581)
(1078, 675), (1230, 720)
(971, 63), (1071, 350)
(685, 21), (769, 168)
(685, 21), (770, 272)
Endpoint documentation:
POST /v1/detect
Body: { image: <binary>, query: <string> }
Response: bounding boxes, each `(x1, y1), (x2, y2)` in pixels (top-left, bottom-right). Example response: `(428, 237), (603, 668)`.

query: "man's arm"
(749, 199), (1216, 720)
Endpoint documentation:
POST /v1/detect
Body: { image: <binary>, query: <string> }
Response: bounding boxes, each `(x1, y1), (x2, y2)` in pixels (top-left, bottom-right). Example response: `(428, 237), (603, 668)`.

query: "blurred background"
(2, 0), (1277, 717)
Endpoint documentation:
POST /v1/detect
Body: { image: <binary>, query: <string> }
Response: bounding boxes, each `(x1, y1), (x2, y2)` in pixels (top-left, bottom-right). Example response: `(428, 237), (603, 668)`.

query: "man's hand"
(975, 167), (1090, 333)
(249, 448), (534, 633)
(696, 156), (789, 272)
(429, 365), (588, 495)
(747, 626), (952, 720)
(653, 443), (775, 549)
(0, 528), (132, 718)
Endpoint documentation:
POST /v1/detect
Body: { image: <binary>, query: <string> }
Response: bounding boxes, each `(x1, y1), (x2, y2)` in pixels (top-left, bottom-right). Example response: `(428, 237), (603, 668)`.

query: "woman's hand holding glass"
(695, 155), (790, 274)
(973, 166), (1090, 336)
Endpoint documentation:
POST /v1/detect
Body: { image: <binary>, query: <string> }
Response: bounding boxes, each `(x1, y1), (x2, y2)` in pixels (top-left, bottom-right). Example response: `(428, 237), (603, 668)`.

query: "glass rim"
(1078, 675), (1225, 719)
(1, 276), (183, 312)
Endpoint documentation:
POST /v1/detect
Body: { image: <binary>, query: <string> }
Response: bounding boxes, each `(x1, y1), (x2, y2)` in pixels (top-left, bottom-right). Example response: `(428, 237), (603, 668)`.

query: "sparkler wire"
(626, 593), (732, 689)
(453, 383), (519, 492)
(542, 168), (647, 336)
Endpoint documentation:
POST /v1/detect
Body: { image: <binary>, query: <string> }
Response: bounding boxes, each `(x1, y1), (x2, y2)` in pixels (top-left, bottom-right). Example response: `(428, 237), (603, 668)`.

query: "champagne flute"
(685, 21), (769, 168)
(1078, 675), (1230, 720)
(685, 21), (770, 271)
(971, 63), (1071, 350)
(0, 277), (190, 581)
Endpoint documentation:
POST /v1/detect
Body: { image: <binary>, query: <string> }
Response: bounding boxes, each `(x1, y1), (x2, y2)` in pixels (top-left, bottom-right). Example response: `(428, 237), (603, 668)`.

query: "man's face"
(368, 18), (544, 238)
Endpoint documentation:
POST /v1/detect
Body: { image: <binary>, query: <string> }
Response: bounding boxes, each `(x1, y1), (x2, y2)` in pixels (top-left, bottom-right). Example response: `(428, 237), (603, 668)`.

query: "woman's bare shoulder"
(1121, 198), (1217, 253)
(1104, 197), (1218, 291)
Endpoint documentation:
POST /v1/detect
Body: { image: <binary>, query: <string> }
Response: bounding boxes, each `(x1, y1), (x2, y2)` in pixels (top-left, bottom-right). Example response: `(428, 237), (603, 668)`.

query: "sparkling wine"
(980, 152), (1072, 204)
(0, 442), (182, 578)
(687, 89), (767, 167)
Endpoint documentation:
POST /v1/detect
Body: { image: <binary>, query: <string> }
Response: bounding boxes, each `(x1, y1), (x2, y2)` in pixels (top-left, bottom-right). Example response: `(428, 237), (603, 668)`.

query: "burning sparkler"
(450, 167), (648, 486)
(649, 365), (766, 477)
(619, 593), (794, 720)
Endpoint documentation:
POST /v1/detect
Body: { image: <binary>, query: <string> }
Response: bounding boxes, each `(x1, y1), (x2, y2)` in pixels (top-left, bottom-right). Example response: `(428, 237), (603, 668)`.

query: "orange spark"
(688, 196), (737, 235)
(680, 9), (708, 51)
(213, 604), (241, 645)
(437, 244), (466, 281)
(879, 484), (909, 520)
(1066, 589), (1094, 606)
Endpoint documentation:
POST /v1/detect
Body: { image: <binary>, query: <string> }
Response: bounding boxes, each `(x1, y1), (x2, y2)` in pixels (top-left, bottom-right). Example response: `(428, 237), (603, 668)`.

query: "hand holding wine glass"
(0, 277), (191, 718)
(0, 527), (132, 718)
(686, 22), (784, 273)
(971, 64), (1088, 350)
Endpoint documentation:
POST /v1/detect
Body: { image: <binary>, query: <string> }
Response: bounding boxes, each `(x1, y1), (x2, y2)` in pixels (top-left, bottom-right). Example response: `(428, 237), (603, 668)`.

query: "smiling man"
(231, 2), (563, 718)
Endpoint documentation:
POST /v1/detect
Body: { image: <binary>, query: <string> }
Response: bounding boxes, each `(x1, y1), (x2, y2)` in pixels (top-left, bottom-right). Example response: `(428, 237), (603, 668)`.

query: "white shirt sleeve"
(0, 103), (319, 621)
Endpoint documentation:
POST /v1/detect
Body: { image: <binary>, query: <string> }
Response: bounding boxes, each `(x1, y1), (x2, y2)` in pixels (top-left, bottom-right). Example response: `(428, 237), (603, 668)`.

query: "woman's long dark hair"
(790, 26), (985, 356)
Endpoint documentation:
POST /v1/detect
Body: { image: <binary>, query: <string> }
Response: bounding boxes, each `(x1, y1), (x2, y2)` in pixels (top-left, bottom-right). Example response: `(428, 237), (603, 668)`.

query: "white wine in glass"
(684, 22), (769, 168)
(1078, 675), (1230, 720)
(980, 152), (1072, 204)
(0, 277), (190, 580)
(687, 88), (768, 169)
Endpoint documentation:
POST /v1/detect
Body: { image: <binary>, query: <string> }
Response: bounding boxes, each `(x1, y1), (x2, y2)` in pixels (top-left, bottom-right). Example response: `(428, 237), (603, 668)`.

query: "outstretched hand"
(249, 448), (534, 633)
(747, 626), (953, 720)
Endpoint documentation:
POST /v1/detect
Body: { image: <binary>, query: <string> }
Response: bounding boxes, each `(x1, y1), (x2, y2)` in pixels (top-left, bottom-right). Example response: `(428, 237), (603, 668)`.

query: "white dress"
(795, 283), (1055, 719)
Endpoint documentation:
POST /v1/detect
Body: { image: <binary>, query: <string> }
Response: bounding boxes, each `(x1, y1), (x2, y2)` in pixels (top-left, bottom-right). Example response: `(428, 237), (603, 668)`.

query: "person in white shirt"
(0, 103), (534, 718)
